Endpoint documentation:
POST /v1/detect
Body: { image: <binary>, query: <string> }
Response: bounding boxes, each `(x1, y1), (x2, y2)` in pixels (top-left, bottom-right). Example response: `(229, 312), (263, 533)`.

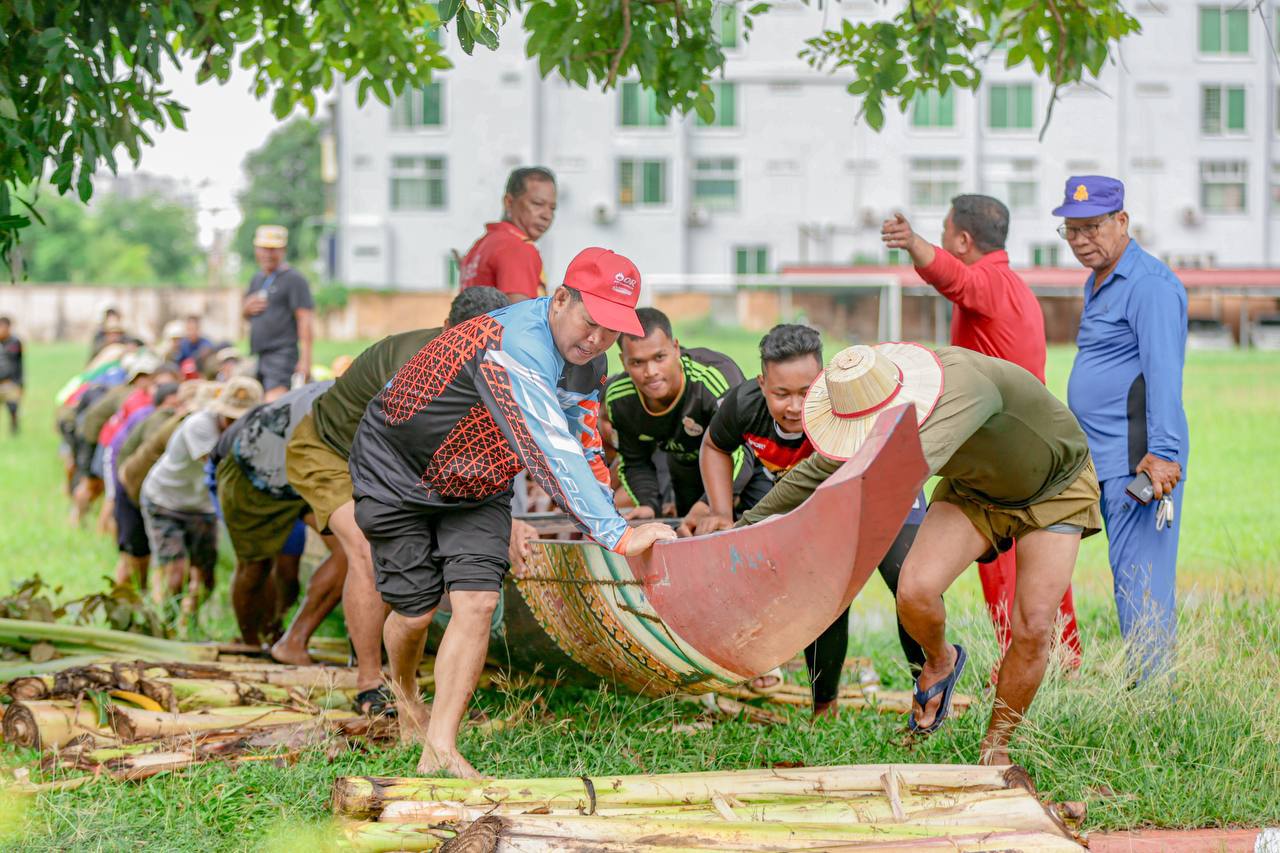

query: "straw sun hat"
(802, 343), (944, 461)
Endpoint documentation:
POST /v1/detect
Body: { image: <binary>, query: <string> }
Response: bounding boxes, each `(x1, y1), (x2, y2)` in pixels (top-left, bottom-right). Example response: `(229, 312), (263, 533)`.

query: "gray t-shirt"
(247, 266), (313, 355)
(142, 410), (221, 514)
(226, 381), (333, 499)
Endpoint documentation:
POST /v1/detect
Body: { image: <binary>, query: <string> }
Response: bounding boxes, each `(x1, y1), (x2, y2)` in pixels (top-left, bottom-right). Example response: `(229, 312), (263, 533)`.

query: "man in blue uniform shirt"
(1057, 176), (1188, 682)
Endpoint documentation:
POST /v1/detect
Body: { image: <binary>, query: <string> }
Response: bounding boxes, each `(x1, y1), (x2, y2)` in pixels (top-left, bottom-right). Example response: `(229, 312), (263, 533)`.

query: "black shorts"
(354, 495), (512, 617)
(114, 485), (150, 557)
(255, 346), (298, 393)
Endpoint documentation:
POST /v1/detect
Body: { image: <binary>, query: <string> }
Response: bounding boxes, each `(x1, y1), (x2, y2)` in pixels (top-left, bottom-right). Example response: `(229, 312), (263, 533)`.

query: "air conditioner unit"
(687, 205), (711, 227)
(592, 202), (617, 225)
(1181, 207), (1202, 228)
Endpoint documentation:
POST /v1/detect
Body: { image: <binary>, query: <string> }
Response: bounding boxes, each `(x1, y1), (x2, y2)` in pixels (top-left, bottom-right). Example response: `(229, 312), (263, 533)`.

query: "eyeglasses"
(1057, 213), (1116, 241)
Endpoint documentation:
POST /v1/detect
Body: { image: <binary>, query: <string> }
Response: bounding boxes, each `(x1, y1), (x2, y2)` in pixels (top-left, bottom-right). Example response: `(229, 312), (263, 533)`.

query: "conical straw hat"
(802, 343), (944, 461)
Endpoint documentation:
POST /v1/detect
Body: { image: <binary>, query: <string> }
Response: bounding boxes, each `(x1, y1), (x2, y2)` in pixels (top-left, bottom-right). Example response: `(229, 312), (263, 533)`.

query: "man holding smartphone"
(243, 225), (314, 402)
(1057, 176), (1188, 683)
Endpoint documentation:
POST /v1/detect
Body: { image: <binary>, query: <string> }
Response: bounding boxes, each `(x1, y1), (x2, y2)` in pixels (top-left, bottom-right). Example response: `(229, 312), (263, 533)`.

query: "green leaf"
(439, 0), (462, 23)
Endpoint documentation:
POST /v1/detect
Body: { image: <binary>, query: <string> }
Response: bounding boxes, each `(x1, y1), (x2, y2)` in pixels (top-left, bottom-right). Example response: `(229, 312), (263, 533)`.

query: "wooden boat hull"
(483, 405), (929, 696)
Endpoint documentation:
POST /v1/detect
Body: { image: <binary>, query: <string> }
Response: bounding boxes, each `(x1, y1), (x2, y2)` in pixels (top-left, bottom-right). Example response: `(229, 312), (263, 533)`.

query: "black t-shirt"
(247, 266), (313, 355)
(0, 335), (22, 385)
(709, 381), (814, 477)
(604, 347), (745, 515)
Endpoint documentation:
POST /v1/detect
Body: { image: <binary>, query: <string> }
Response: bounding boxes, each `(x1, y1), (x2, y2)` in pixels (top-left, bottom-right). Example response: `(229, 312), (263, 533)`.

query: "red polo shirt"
(459, 221), (545, 300)
(916, 248), (1046, 383)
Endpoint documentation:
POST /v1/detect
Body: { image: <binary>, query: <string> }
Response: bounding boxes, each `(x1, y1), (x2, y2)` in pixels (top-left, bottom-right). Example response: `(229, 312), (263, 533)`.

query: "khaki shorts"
(285, 412), (352, 533)
(931, 457), (1102, 557)
(216, 456), (307, 562)
(0, 381), (21, 404)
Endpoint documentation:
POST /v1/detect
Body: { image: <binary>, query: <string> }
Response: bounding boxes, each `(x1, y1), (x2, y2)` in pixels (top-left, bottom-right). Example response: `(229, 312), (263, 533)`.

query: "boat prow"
(502, 404), (928, 695)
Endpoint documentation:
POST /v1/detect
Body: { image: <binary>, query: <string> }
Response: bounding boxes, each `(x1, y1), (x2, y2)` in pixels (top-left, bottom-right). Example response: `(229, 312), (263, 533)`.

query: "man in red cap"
(348, 247), (675, 778)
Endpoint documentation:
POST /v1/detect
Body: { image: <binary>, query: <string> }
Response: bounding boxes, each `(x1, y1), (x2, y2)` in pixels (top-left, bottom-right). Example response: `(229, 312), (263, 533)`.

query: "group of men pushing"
(47, 164), (1187, 781)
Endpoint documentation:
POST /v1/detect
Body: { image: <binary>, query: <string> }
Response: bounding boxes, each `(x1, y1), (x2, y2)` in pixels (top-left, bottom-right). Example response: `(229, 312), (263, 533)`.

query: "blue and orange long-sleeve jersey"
(349, 297), (631, 552)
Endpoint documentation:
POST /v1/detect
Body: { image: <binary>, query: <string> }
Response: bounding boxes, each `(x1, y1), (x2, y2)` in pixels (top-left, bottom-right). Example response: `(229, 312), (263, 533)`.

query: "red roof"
(781, 265), (1280, 290)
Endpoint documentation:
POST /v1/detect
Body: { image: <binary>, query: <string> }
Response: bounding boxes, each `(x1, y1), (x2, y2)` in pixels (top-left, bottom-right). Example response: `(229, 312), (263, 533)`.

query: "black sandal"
(353, 684), (398, 718)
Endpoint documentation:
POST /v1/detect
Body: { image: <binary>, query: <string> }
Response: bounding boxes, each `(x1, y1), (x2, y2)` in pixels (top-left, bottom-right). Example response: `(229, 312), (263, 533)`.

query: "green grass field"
(1, 331), (1278, 850)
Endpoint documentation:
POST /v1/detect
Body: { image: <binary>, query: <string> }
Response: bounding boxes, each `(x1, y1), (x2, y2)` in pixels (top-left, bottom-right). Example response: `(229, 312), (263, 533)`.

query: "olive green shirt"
(740, 347), (1090, 525)
(311, 327), (441, 459)
(119, 408), (174, 464)
(77, 384), (130, 443)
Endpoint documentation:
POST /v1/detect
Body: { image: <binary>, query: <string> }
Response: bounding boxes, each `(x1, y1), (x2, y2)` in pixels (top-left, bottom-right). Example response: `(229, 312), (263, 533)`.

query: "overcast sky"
(119, 60), (287, 244)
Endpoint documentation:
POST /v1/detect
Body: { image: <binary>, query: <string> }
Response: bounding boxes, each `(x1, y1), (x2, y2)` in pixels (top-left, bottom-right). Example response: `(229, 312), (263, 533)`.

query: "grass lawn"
(1, 331), (1278, 850)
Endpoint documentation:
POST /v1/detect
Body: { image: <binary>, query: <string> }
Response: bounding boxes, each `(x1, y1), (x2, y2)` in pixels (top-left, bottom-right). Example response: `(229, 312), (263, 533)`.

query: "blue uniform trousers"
(1099, 475), (1183, 681)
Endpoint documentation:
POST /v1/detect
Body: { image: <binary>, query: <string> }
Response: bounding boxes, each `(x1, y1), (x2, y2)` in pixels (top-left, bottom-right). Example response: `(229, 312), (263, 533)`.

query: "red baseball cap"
(563, 247), (644, 336)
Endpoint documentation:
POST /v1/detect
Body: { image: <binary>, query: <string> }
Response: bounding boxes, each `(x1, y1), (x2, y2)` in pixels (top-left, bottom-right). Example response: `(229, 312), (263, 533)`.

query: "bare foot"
(911, 645), (958, 730)
(748, 667), (783, 693)
(812, 699), (838, 720)
(417, 741), (481, 779)
(397, 698), (431, 743)
(270, 639), (314, 666)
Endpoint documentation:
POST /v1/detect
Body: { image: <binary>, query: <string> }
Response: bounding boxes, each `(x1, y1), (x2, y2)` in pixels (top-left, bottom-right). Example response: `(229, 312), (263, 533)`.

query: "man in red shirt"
(882, 195), (1082, 670)
(459, 167), (557, 302)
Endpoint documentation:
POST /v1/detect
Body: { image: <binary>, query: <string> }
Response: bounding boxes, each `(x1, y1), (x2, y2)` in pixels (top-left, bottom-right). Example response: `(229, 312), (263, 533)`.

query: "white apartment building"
(332, 1), (1280, 289)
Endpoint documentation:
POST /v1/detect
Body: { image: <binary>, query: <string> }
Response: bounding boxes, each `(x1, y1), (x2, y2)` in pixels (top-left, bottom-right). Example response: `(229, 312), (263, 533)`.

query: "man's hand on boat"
(623, 505), (656, 520)
(509, 519), (538, 576)
(622, 522), (678, 555)
(692, 510), (734, 537)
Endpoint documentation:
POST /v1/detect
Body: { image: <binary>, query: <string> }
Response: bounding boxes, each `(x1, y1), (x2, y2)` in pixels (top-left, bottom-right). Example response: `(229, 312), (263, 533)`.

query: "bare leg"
(273, 533), (347, 665)
(97, 498), (115, 537)
(71, 477), (103, 527)
(231, 558), (276, 645)
(419, 590), (499, 779)
(895, 502), (989, 729)
(981, 527), (1080, 766)
(332, 501), (390, 693)
(115, 554), (149, 588)
(272, 553), (302, 619)
(384, 608), (435, 741)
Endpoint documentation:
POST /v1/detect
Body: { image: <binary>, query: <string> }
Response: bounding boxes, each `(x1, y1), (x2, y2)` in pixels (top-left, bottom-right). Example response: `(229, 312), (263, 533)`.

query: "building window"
(445, 253), (460, 287)
(697, 82), (738, 128)
(1006, 180), (1037, 211)
(390, 156), (447, 210)
(885, 248), (910, 266)
(618, 159), (667, 207)
(1271, 162), (1280, 211)
(734, 245), (769, 274)
(1202, 85), (1246, 135)
(988, 83), (1034, 130)
(1031, 243), (1060, 267)
(390, 82), (444, 128)
(712, 5), (739, 49)
(692, 157), (738, 210)
(911, 89), (955, 128)
(619, 82), (667, 127)
(909, 158), (962, 209)
(1200, 160), (1247, 213)
(1199, 5), (1249, 55)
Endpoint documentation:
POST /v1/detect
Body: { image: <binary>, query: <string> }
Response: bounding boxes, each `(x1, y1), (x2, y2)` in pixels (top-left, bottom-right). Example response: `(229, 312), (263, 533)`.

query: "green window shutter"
(754, 249), (767, 273)
(1200, 7), (1221, 53)
(422, 83), (442, 126)
(643, 88), (665, 126)
(714, 6), (739, 48)
(642, 161), (664, 203)
(989, 86), (1008, 129)
(1227, 87), (1246, 131)
(618, 161), (634, 206)
(911, 92), (930, 127)
(1015, 85), (1033, 128)
(621, 83), (639, 126)
(719, 83), (737, 126)
(1226, 8), (1249, 53)
(734, 249), (748, 274)
(938, 89), (954, 126)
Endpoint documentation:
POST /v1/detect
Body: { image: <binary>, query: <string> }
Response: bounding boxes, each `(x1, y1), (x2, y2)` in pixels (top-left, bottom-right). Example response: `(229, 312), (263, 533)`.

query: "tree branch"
(605, 0), (632, 89)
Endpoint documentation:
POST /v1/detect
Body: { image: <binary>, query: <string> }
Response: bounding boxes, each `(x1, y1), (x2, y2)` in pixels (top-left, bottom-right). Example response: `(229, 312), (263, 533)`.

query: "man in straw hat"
(243, 224), (314, 402)
(141, 376), (264, 621)
(740, 344), (1101, 764)
(347, 247), (676, 778)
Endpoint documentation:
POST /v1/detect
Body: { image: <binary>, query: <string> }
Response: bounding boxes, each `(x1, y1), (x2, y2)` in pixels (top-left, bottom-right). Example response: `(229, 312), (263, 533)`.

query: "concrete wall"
(0, 286), (244, 345)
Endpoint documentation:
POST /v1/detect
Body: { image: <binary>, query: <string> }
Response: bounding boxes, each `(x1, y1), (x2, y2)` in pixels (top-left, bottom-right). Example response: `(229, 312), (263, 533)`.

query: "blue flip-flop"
(908, 643), (968, 735)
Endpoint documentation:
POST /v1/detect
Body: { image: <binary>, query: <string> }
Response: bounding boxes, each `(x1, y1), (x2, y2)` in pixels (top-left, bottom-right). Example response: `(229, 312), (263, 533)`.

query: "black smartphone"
(1125, 471), (1154, 505)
